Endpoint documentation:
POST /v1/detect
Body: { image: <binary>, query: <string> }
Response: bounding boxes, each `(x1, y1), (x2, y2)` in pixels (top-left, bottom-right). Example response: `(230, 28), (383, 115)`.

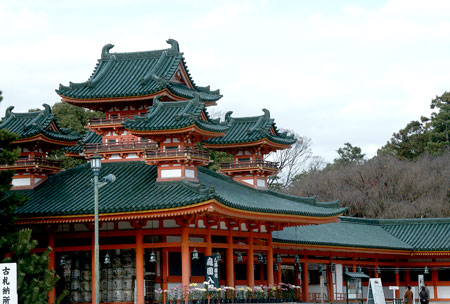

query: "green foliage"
(208, 150), (233, 171)
(379, 91), (450, 159)
(2, 229), (66, 304)
(52, 102), (104, 134)
(334, 142), (365, 166)
(378, 120), (429, 160)
(50, 102), (103, 169)
(427, 92), (450, 153)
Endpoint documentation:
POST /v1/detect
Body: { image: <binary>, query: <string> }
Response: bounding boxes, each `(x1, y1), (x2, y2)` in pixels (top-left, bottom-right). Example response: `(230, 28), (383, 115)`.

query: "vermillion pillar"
(136, 229), (144, 304)
(327, 264), (334, 301)
(247, 231), (254, 288)
(181, 227), (190, 290)
(226, 235), (234, 287)
(48, 232), (55, 303)
(395, 259), (400, 299)
(302, 261), (309, 302)
(206, 229), (212, 256)
(267, 236), (274, 286)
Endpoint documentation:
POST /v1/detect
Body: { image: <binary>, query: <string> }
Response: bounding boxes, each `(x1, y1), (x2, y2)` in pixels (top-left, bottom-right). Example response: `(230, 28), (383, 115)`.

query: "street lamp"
(90, 153), (115, 304)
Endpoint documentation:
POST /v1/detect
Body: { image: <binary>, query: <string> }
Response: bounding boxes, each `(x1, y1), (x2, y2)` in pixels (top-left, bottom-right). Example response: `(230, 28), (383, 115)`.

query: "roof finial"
(101, 43), (115, 59)
(5, 106), (14, 117)
(166, 39), (179, 53)
(42, 104), (52, 114)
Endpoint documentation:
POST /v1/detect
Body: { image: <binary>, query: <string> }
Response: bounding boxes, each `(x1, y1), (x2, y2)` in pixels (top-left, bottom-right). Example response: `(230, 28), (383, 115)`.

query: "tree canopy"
(379, 91), (450, 159)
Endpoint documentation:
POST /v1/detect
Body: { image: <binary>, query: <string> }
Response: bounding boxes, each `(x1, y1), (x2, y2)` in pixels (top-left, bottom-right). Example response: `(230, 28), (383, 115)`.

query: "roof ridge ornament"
(101, 43), (115, 59)
(224, 111), (234, 126)
(248, 108), (270, 134)
(142, 51), (168, 85)
(166, 39), (179, 53)
(43, 103), (52, 114)
(5, 106), (14, 117)
(175, 93), (201, 121)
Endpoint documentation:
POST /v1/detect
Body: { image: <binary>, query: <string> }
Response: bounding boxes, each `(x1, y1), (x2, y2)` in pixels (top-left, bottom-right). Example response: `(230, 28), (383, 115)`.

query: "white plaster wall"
(437, 286), (450, 298)
(161, 169), (182, 178)
(185, 169), (195, 178)
(12, 177), (30, 186)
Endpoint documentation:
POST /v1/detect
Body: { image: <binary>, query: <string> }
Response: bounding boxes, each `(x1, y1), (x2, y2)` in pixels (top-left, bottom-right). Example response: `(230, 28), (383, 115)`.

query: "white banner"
(1, 263), (18, 304)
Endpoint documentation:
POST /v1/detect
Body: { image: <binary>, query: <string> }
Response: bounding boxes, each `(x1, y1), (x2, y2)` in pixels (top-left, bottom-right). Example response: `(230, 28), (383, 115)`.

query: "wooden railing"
(220, 160), (279, 170)
(84, 142), (158, 153)
(145, 148), (210, 160)
(0, 157), (62, 169)
(88, 114), (145, 126)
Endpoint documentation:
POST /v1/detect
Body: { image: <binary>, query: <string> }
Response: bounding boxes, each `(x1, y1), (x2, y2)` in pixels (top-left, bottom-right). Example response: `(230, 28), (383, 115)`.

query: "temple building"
(2, 40), (450, 304)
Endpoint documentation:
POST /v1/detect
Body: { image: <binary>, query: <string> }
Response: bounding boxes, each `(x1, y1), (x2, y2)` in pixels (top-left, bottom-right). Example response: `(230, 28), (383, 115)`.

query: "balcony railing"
(145, 148), (210, 160)
(220, 160), (279, 170)
(84, 142), (158, 153)
(0, 157), (62, 169)
(88, 114), (145, 126)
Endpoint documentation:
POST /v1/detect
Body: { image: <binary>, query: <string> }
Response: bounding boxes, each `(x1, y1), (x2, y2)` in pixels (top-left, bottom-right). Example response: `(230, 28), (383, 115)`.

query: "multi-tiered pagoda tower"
(0, 104), (80, 189)
(57, 39), (222, 162)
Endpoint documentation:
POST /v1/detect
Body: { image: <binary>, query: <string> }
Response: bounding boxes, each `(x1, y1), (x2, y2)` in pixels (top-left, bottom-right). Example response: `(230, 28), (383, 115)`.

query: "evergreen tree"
(334, 142), (366, 165)
(427, 92), (450, 154)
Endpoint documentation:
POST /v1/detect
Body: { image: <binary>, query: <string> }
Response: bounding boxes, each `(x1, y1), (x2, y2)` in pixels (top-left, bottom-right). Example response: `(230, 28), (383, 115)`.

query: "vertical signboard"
(1, 263), (18, 304)
(205, 256), (219, 287)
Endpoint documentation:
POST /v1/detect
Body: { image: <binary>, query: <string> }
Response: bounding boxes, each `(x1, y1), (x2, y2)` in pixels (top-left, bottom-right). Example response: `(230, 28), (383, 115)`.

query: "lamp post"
(90, 153), (102, 304)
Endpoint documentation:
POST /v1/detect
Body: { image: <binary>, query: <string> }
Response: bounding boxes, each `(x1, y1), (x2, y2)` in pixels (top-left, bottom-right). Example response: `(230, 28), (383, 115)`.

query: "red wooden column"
(267, 235), (274, 286)
(352, 257), (356, 272)
(48, 231), (55, 303)
(374, 259), (379, 278)
(432, 266), (438, 300)
(395, 259), (400, 298)
(136, 228), (145, 304)
(277, 262), (282, 284)
(247, 230), (255, 288)
(302, 259), (309, 302)
(181, 226), (191, 290)
(327, 262), (334, 302)
(162, 235), (168, 291)
(226, 235), (235, 287)
(206, 228), (212, 256)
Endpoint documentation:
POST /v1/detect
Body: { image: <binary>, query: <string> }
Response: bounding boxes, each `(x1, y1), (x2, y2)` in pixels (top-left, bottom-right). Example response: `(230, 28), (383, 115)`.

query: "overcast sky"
(2, 0), (450, 163)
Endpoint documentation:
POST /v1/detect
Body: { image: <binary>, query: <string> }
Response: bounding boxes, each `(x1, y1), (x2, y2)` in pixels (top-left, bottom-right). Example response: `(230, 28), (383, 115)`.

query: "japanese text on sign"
(0, 263), (17, 304)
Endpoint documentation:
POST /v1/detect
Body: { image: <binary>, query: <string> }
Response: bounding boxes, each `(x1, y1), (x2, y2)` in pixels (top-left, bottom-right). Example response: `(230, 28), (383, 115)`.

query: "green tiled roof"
(15, 161), (345, 218)
(206, 109), (296, 146)
(123, 95), (229, 134)
(56, 39), (221, 103)
(0, 104), (80, 143)
(64, 131), (102, 154)
(274, 217), (450, 251)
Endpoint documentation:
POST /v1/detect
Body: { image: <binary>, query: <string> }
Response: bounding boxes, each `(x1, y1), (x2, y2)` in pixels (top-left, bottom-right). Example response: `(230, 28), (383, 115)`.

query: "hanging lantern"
(60, 255), (66, 266)
(357, 266), (362, 273)
(331, 263), (336, 272)
(276, 255), (282, 264)
(216, 251), (222, 262)
(149, 250), (156, 263)
(274, 264), (279, 271)
(318, 265), (323, 274)
(294, 255), (300, 264)
(104, 252), (111, 265)
(395, 268), (399, 274)
(424, 266), (429, 274)
(377, 267), (381, 274)
(237, 252), (243, 263)
(257, 253), (264, 263)
(263, 256), (267, 265)
(298, 264), (302, 272)
(192, 248), (199, 260)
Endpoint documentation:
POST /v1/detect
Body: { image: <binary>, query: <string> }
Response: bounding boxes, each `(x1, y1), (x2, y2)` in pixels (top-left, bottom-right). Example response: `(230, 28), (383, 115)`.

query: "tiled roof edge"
(340, 216), (450, 226)
(272, 237), (412, 250)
